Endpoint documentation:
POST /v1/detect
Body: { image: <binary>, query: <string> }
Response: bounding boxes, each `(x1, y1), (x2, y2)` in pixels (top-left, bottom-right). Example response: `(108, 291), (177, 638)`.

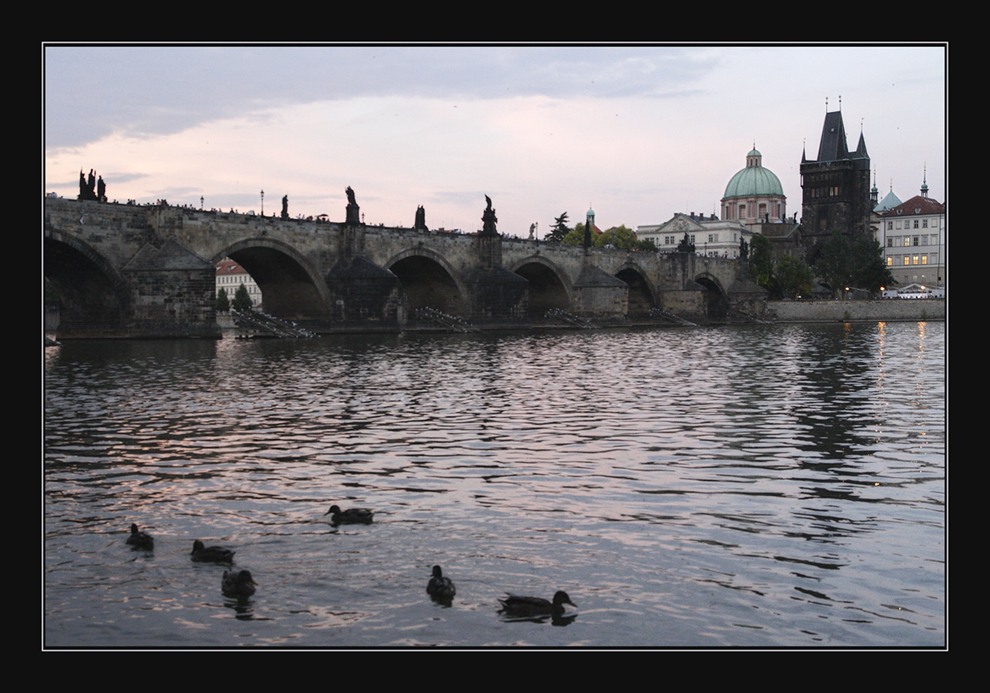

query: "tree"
(813, 229), (851, 297)
(563, 222), (602, 246)
(635, 237), (657, 252)
(594, 225), (638, 250)
(775, 254), (814, 298)
(216, 286), (230, 313)
(813, 229), (894, 297)
(232, 282), (254, 311)
(851, 236), (895, 295)
(749, 233), (775, 288)
(545, 212), (571, 243)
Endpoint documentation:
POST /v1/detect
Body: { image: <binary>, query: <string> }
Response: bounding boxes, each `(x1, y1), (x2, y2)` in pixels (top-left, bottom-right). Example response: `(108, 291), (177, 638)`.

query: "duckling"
(221, 569), (257, 598)
(324, 504), (374, 526)
(426, 565), (456, 601)
(498, 590), (576, 617)
(190, 539), (235, 564)
(125, 523), (154, 550)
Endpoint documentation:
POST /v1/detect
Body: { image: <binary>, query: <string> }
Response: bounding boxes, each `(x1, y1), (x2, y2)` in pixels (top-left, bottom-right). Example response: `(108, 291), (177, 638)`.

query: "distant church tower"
(800, 99), (872, 260)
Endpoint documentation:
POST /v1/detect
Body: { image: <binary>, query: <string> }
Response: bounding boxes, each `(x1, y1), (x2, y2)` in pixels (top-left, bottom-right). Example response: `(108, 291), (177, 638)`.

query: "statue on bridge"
(676, 231), (695, 254)
(481, 195), (498, 237)
(345, 186), (361, 225)
(281, 195), (289, 219)
(414, 205), (429, 232)
(78, 168), (105, 202)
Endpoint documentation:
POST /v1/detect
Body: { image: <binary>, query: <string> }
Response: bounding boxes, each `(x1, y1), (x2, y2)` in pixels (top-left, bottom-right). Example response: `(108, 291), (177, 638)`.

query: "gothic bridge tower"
(800, 100), (872, 262)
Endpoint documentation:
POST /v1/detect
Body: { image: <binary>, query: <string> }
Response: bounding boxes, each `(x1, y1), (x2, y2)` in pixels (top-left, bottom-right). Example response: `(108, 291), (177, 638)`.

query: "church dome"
(723, 148), (784, 199)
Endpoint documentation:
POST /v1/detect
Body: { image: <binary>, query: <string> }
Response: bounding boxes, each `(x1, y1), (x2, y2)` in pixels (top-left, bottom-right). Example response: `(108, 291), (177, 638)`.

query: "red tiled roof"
(881, 195), (945, 217)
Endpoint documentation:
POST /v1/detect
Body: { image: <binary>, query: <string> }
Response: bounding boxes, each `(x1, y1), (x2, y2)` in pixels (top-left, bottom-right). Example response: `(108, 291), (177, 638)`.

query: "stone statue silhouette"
(281, 195), (289, 219)
(481, 195), (498, 236)
(414, 205), (428, 231)
(345, 186), (361, 225)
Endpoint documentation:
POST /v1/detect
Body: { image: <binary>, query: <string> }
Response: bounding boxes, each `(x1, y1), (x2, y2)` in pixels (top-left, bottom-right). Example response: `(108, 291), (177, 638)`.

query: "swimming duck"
(190, 539), (235, 563)
(125, 523), (154, 550)
(426, 565), (456, 601)
(324, 504), (374, 526)
(221, 569), (257, 598)
(498, 590), (576, 617)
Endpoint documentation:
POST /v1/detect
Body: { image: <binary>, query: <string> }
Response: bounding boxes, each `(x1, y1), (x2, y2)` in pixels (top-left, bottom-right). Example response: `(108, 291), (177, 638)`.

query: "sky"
(43, 43), (946, 239)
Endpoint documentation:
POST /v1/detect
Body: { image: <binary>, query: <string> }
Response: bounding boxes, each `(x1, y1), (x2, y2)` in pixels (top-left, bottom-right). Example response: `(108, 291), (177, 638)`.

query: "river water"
(43, 321), (946, 649)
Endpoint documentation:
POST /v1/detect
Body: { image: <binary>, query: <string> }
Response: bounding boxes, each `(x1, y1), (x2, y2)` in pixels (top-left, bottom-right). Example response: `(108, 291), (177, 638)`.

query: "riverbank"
(767, 298), (945, 323)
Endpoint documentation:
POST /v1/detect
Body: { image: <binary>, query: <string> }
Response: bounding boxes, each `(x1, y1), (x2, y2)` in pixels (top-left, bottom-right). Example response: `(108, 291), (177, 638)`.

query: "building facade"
(878, 181), (946, 289)
(215, 258), (263, 308)
(637, 212), (751, 258)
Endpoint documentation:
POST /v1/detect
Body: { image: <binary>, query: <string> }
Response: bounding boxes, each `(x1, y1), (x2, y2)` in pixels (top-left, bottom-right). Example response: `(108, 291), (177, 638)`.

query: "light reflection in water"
(44, 322), (945, 648)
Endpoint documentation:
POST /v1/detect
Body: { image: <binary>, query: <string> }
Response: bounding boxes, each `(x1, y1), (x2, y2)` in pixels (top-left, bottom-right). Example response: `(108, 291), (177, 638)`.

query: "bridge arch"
(212, 238), (331, 322)
(615, 262), (656, 317)
(693, 272), (730, 320)
(508, 255), (572, 318)
(44, 229), (131, 336)
(385, 248), (467, 317)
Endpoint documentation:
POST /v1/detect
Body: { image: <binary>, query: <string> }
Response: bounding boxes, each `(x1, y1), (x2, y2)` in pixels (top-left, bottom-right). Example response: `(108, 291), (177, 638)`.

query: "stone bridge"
(43, 196), (766, 338)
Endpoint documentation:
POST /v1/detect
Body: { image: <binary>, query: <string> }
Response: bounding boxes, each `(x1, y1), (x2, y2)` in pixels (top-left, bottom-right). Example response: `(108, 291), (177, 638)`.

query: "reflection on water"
(44, 322), (945, 648)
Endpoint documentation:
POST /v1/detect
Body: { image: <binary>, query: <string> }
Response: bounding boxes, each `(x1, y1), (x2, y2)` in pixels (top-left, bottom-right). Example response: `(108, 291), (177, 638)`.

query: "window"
(913, 220), (919, 228)
(887, 221), (893, 230)
(903, 256), (910, 266)
(904, 237), (911, 247)
(922, 219), (928, 228)
(886, 256), (893, 266)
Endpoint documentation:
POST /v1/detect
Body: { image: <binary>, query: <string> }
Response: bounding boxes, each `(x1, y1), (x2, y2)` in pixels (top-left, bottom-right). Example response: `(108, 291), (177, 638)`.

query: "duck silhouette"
(125, 523), (154, 550)
(190, 539), (235, 564)
(222, 569), (257, 598)
(426, 565), (456, 601)
(498, 590), (576, 617)
(324, 504), (374, 526)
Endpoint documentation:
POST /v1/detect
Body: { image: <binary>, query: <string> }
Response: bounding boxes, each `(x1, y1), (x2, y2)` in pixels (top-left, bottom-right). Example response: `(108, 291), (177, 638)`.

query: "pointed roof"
(812, 109), (870, 164)
(816, 110), (849, 162)
(874, 188), (902, 212)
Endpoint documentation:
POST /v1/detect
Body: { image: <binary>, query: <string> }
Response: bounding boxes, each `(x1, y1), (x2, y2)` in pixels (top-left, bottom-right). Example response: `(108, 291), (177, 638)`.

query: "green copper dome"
(723, 148), (784, 199)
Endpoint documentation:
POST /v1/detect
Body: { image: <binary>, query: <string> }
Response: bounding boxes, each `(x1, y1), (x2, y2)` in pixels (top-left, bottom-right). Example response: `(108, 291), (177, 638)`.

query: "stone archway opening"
(615, 267), (654, 318)
(44, 234), (129, 338)
(694, 276), (730, 320)
(513, 261), (569, 318)
(221, 245), (327, 323)
(388, 254), (463, 317)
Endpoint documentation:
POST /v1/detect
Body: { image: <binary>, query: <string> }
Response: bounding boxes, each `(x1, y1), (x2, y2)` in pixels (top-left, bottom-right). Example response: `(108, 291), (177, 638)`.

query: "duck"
(125, 523), (154, 550)
(190, 539), (235, 563)
(426, 565), (456, 601)
(221, 569), (257, 598)
(498, 590), (576, 617)
(324, 504), (374, 526)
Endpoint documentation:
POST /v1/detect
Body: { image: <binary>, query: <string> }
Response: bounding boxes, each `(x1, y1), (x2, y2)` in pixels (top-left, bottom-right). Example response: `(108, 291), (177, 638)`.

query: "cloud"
(44, 45), (723, 149)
